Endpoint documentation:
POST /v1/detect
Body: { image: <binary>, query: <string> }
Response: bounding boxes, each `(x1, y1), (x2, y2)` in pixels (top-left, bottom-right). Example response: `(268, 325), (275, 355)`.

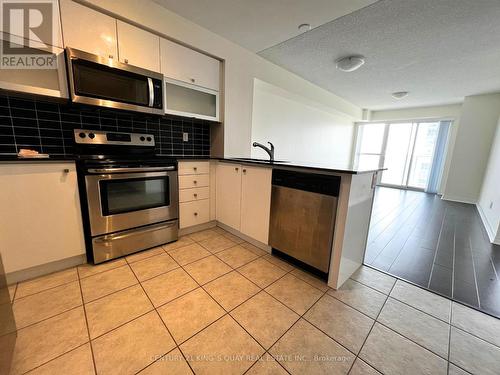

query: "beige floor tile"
(4, 307), (88, 375)
(265, 274), (323, 315)
(221, 232), (246, 244)
(349, 358), (381, 375)
(378, 297), (450, 358)
(27, 343), (95, 375)
(92, 311), (175, 375)
(198, 235), (237, 253)
(304, 294), (373, 354)
(246, 353), (288, 375)
(263, 254), (295, 272)
(231, 291), (299, 349)
(138, 348), (193, 374)
(448, 363), (471, 375)
(129, 253), (179, 281)
(204, 271), (260, 311)
(212, 226), (229, 235)
(85, 284), (153, 339)
(162, 236), (195, 252)
(328, 279), (386, 319)
(360, 323), (447, 375)
(290, 268), (329, 292)
(270, 319), (354, 374)
(238, 258), (287, 288)
(449, 327), (500, 375)
(142, 268), (198, 307)
(451, 302), (500, 347)
(80, 265), (137, 303)
(180, 315), (264, 374)
(13, 281), (82, 329)
(184, 255), (232, 285)
(240, 242), (268, 257)
(16, 268), (78, 299)
(158, 288), (225, 343)
(390, 280), (451, 322)
(126, 246), (165, 264)
(350, 266), (396, 295)
(167, 243), (211, 266)
(216, 245), (260, 268)
(78, 259), (127, 279)
(188, 228), (219, 242)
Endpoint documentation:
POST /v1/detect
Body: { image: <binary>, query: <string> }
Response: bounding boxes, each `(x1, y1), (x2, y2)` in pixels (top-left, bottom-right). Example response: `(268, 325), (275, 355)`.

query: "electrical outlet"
(182, 132), (189, 142)
(490, 201), (494, 209)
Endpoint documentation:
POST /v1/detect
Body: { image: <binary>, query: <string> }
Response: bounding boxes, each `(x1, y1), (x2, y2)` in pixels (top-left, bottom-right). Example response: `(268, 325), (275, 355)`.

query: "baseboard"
(179, 221), (216, 236)
(476, 204), (500, 245)
(441, 195), (476, 204)
(6, 254), (87, 284)
(215, 222), (271, 252)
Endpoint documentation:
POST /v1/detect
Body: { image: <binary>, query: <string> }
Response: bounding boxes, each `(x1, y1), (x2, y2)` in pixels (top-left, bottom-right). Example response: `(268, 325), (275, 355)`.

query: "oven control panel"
(74, 129), (155, 146)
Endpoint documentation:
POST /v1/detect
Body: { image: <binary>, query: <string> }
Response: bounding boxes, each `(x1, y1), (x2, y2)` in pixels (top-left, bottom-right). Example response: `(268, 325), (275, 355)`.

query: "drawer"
(179, 199), (210, 228)
(179, 187), (210, 203)
(179, 174), (209, 189)
(179, 161), (210, 175)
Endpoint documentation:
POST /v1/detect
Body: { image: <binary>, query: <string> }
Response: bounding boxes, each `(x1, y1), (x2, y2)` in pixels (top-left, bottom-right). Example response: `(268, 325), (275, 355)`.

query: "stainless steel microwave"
(65, 48), (164, 115)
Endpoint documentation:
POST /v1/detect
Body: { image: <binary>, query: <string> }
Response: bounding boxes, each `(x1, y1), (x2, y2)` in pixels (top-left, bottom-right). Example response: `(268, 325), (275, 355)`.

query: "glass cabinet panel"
(165, 80), (218, 120)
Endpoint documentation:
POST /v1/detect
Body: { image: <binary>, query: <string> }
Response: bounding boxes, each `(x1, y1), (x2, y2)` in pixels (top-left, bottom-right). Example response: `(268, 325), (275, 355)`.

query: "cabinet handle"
(194, 193), (198, 198)
(242, 169), (247, 173)
(235, 167), (239, 171)
(108, 54), (113, 59)
(193, 180), (197, 184)
(124, 58), (128, 64)
(193, 167), (197, 171)
(190, 78), (195, 83)
(194, 212), (198, 216)
(63, 168), (70, 173)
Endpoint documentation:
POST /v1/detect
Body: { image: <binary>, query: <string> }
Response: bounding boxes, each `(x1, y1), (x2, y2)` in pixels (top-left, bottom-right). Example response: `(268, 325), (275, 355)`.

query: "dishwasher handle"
(272, 169), (340, 197)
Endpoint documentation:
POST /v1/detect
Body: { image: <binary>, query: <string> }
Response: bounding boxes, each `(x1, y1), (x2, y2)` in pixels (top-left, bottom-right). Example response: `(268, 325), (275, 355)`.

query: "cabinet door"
(0, 163), (85, 274)
(216, 163), (241, 230)
(60, 0), (117, 58)
(240, 166), (272, 244)
(117, 20), (160, 72)
(160, 38), (220, 91)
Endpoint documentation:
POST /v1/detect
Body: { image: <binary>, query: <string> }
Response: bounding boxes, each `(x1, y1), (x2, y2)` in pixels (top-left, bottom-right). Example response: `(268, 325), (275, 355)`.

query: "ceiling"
(152, 0), (377, 52)
(260, 0), (500, 110)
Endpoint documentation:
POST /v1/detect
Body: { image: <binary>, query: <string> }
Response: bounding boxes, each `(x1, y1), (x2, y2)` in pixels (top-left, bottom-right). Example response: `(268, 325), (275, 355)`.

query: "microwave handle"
(147, 77), (154, 107)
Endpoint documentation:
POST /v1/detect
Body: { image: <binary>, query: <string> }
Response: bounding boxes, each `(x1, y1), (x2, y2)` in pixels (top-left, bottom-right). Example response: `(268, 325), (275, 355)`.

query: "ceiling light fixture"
(392, 91), (409, 99)
(298, 23), (311, 32)
(335, 55), (365, 72)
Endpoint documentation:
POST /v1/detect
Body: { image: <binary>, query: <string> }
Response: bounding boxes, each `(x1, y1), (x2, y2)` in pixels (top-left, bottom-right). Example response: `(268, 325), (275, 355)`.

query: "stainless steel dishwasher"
(269, 169), (340, 277)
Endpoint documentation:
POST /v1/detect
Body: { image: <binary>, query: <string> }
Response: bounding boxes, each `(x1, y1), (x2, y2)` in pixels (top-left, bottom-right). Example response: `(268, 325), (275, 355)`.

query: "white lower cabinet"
(178, 161), (211, 229)
(0, 163), (85, 275)
(216, 162), (272, 244)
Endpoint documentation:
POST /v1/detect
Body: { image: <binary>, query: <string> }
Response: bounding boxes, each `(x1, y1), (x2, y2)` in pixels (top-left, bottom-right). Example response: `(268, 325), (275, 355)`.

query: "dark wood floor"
(365, 186), (500, 318)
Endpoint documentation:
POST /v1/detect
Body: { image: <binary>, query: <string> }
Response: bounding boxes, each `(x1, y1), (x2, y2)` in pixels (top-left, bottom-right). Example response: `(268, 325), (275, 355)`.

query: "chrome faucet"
(252, 141), (275, 162)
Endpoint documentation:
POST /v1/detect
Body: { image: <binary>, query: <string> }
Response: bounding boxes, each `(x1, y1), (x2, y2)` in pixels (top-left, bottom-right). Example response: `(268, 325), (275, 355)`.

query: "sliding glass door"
(356, 121), (442, 191)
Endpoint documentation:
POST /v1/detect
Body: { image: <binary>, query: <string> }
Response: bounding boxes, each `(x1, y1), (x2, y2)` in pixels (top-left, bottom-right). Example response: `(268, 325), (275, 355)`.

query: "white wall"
(443, 93), (500, 203)
(369, 103), (462, 194)
(478, 117), (500, 244)
(80, 0), (362, 158)
(251, 79), (355, 164)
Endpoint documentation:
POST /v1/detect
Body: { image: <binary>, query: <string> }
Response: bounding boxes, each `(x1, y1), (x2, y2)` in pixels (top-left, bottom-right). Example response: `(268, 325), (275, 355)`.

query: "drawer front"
(179, 161), (210, 175)
(179, 187), (210, 203)
(179, 174), (209, 189)
(179, 199), (210, 228)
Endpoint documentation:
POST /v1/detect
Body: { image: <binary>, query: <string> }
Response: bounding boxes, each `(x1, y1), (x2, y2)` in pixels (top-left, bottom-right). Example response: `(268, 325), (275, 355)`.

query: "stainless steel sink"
(229, 157), (289, 163)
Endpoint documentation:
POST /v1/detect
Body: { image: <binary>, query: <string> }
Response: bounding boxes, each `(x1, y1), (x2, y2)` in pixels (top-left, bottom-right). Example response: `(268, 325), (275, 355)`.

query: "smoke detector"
(335, 55), (365, 72)
(392, 91), (409, 99)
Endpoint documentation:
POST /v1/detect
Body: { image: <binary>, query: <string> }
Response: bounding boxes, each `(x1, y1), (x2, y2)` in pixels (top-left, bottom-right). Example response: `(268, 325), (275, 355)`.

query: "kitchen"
(1, 1), (500, 374)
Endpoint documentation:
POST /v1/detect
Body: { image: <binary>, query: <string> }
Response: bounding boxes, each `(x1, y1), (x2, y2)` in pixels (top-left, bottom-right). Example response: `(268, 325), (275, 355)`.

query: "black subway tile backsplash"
(0, 93), (211, 157)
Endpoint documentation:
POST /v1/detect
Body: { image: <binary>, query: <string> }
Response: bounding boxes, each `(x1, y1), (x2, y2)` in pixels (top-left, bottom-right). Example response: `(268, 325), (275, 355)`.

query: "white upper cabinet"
(160, 38), (220, 91)
(60, 0), (117, 58)
(216, 163), (242, 230)
(116, 20), (160, 72)
(240, 166), (272, 244)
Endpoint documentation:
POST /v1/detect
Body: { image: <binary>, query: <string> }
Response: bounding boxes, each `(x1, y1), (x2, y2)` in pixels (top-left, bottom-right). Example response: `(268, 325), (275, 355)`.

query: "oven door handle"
(147, 77), (154, 107)
(94, 221), (177, 243)
(87, 166), (175, 173)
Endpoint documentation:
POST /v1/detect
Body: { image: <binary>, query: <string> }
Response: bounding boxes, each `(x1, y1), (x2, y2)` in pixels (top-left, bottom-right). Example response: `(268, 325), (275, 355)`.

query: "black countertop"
(0, 155), (382, 174)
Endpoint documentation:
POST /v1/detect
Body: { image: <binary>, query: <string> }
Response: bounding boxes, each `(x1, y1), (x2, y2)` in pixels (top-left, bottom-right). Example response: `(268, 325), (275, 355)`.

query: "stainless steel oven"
(75, 129), (179, 264)
(66, 47), (164, 115)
